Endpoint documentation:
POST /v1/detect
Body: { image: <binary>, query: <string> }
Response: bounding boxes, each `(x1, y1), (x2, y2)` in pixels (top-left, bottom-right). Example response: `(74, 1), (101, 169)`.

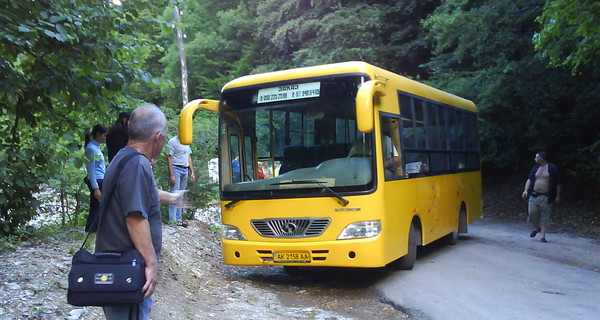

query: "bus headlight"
(338, 220), (381, 240)
(222, 225), (247, 240)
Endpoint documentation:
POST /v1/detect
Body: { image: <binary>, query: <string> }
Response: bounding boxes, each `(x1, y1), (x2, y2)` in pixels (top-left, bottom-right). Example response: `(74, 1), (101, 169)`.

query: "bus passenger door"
(226, 119), (256, 183)
(242, 135), (255, 180)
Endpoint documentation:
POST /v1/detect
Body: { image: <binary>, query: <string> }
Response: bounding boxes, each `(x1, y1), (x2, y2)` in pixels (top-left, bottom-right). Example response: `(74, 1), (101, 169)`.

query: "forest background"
(1, 0), (598, 238)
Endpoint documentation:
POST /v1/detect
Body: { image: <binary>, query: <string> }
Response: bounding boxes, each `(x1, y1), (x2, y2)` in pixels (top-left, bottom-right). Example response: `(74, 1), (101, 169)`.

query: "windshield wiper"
(224, 199), (242, 209)
(271, 180), (349, 207)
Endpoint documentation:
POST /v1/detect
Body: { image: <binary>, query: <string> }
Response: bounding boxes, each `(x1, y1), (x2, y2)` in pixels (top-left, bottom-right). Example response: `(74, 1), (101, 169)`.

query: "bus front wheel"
(394, 224), (417, 270)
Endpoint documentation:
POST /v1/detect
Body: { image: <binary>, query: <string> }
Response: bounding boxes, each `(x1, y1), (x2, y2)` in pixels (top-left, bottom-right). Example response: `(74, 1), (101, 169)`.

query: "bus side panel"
(380, 180), (413, 264)
(381, 171), (482, 255)
(465, 171), (483, 224)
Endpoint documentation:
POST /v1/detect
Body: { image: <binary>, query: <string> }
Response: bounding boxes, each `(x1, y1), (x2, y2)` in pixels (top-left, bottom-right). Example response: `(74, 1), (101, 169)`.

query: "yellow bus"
(179, 61), (481, 270)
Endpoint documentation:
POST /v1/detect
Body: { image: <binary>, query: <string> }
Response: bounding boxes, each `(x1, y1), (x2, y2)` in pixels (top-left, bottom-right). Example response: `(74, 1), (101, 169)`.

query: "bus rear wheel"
(444, 228), (459, 245)
(394, 224), (417, 270)
(444, 206), (466, 245)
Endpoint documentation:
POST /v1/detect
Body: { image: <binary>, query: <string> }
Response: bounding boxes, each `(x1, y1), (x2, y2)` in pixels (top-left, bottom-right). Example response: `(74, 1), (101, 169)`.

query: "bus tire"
(444, 228), (459, 245)
(444, 206), (465, 245)
(394, 224), (417, 270)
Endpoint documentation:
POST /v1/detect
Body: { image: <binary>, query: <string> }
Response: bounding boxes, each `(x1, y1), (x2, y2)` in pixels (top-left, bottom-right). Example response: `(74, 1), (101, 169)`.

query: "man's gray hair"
(128, 104), (167, 141)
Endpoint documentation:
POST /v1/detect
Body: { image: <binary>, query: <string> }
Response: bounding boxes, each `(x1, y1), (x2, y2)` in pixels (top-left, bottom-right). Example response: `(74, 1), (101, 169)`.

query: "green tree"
(533, 0), (600, 74)
(423, 0), (600, 187)
(253, 0), (387, 70)
(159, 0), (255, 109)
(153, 1), (246, 213)
(0, 0), (168, 236)
(379, 0), (440, 78)
(247, 0), (439, 76)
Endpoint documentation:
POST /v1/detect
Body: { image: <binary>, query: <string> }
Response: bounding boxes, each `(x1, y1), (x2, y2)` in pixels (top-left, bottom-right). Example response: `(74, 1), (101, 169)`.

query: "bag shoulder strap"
(81, 151), (142, 248)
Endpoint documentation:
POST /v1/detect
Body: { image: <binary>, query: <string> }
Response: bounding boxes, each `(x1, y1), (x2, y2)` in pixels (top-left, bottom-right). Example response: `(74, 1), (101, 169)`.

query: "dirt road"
(377, 218), (600, 320)
(2, 214), (598, 319)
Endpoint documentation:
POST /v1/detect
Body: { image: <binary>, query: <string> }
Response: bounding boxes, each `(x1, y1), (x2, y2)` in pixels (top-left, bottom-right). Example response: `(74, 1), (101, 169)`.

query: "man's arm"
(85, 153), (101, 200)
(385, 156), (399, 171)
(167, 155), (175, 185)
(126, 212), (158, 299)
(188, 155), (196, 182)
(158, 189), (184, 205)
(522, 179), (531, 199)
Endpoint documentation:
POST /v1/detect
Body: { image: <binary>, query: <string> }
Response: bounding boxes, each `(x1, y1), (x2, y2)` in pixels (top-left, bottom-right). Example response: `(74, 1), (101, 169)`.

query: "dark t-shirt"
(106, 125), (129, 162)
(95, 146), (162, 257)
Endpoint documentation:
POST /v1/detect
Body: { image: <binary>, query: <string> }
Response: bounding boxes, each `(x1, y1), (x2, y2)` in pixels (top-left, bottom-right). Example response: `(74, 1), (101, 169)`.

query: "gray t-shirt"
(167, 136), (192, 167)
(95, 146), (162, 257)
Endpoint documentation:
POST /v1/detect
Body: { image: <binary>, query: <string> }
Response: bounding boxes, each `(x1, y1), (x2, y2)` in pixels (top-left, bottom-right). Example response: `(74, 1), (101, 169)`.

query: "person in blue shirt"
(231, 151), (241, 183)
(84, 124), (108, 232)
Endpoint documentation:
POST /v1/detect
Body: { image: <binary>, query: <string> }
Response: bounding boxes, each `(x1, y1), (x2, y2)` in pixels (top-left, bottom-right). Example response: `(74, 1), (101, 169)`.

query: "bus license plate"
(273, 251), (311, 263)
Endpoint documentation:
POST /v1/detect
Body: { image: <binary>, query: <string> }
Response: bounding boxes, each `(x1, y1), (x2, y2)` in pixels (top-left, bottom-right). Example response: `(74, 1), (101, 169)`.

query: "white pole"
(174, 4), (188, 106)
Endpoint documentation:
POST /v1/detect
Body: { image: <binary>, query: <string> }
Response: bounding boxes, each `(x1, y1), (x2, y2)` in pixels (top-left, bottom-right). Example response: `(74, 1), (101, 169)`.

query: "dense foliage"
(533, 0), (600, 74)
(0, 0), (170, 236)
(422, 0), (599, 187)
(1, 0), (598, 236)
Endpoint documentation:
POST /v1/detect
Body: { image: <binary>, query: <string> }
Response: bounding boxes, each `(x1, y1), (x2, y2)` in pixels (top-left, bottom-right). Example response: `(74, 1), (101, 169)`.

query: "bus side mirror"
(356, 80), (386, 133)
(179, 99), (219, 145)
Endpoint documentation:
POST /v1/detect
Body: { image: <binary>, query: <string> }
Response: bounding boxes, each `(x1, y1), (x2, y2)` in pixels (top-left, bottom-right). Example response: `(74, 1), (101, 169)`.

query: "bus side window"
(405, 151), (430, 177)
(380, 115), (402, 180)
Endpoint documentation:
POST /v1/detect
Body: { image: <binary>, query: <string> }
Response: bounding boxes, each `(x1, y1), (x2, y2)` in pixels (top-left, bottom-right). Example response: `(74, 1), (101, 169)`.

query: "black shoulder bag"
(67, 151), (146, 307)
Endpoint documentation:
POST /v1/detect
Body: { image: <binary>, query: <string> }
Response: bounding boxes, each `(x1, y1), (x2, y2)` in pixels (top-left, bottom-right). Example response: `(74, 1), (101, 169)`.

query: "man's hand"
(190, 171), (196, 182)
(143, 262), (159, 299)
(94, 188), (102, 201)
(169, 174), (175, 185)
(521, 191), (528, 199)
(126, 212), (158, 299)
(158, 190), (190, 208)
(171, 190), (190, 208)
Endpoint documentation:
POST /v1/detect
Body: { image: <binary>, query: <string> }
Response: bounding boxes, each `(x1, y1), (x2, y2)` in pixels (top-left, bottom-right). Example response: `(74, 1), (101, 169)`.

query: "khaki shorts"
(528, 195), (554, 227)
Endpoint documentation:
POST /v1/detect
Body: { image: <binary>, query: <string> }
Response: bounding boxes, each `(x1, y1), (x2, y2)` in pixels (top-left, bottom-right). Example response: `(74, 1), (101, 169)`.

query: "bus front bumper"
(221, 237), (388, 268)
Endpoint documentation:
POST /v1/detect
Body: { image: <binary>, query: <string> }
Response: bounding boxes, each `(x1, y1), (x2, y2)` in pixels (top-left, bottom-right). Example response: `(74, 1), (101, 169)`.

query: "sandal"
(530, 228), (541, 238)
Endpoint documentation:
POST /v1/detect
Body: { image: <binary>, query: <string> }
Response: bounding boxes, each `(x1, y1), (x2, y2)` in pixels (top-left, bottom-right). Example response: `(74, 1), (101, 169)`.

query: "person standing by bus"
(96, 104), (184, 319)
(84, 124), (108, 232)
(521, 152), (562, 243)
(166, 131), (195, 227)
(106, 111), (130, 162)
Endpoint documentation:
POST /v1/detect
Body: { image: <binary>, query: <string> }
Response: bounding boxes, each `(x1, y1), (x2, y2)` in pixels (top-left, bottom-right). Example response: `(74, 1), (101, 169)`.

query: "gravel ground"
(0, 207), (406, 320)
(2, 175), (597, 320)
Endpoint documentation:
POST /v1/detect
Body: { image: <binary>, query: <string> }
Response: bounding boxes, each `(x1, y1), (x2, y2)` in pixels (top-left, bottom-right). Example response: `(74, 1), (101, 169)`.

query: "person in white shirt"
(166, 133), (195, 227)
(382, 135), (399, 172)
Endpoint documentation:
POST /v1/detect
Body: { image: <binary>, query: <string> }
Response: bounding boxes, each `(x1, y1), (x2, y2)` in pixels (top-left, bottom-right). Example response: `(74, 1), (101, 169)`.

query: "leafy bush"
(0, 0), (169, 236)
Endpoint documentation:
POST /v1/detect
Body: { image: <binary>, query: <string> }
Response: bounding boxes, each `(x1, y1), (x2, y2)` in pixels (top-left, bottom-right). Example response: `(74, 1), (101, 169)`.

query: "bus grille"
(251, 218), (331, 238)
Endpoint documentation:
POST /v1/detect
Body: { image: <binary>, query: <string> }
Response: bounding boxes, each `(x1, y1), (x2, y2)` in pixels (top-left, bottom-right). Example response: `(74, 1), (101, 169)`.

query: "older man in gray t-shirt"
(96, 146), (162, 257)
(95, 105), (184, 320)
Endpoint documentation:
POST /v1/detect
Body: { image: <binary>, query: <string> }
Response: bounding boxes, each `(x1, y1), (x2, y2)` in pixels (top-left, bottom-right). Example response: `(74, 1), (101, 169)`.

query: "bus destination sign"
(257, 81), (320, 104)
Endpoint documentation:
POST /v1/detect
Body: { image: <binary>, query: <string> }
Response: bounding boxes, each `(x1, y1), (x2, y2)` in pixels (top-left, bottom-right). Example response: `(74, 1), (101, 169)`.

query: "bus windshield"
(220, 75), (375, 198)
